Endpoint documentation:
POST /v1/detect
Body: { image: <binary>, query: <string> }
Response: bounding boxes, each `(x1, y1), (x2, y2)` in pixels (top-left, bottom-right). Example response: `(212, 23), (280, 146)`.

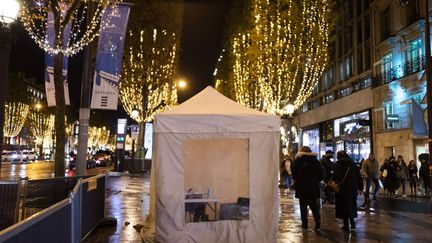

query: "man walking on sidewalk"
(361, 153), (380, 206)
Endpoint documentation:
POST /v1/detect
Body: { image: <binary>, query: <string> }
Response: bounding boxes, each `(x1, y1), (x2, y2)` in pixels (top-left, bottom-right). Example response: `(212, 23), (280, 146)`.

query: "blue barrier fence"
(0, 174), (106, 243)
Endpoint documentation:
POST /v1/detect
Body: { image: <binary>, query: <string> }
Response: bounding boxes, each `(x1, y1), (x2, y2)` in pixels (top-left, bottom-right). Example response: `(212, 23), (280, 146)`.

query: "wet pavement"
(0, 161), (113, 180)
(83, 174), (150, 243)
(85, 175), (432, 242)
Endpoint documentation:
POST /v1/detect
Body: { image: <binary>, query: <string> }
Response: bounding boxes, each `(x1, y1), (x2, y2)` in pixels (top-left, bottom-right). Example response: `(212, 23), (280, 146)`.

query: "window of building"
(339, 61), (344, 82)
(340, 86), (353, 97)
(364, 41), (371, 69)
(364, 14), (370, 40)
(357, 19), (362, 45)
(357, 46), (363, 73)
(406, 0), (418, 25)
(301, 104), (308, 113)
(384, 100), (394, 129)
(360, 77), (372, 89)
(310, 99), (320, 109)
(325, 93), (334, 103)
(407, 38), (423, 73)
(381, 7), (391, 40)
(345, 55), (353, 79)
(357, 0), (363, 16)
(323, 67), (334, 90)
(381, 52), (392, 82)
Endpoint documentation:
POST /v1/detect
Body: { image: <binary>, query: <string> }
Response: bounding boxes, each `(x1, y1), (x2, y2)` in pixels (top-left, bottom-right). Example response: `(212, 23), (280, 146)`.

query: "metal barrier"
(21, 175), (90, 220)
(0, 180), (21, 231)
(0, 174), (106, 243)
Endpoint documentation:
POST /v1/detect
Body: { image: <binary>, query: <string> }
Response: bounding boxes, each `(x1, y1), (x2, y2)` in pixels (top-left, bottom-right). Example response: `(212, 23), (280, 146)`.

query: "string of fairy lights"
(88, 126), (110, 147)
(4, 102), (30, 138)
(120, 28), (178, 123)
(28, 111), (55, 145)
(20, 0), (118, 56)
(215, 0), (330, 114)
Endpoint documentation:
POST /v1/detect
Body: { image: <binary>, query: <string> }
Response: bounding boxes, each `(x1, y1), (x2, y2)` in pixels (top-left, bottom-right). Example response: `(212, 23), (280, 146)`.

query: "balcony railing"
(376, 55), (426, 85)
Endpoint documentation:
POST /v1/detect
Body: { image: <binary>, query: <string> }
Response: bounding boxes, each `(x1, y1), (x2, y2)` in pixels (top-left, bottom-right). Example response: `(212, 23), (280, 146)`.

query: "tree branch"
(61, 0), (81, 27)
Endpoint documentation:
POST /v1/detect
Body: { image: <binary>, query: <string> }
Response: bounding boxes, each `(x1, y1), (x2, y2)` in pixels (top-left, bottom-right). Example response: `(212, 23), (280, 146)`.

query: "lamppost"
(0, 0), (20, 177)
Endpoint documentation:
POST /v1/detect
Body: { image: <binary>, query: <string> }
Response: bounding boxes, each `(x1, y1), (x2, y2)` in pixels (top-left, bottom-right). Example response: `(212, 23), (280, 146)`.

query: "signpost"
(114, 118), (127, 171)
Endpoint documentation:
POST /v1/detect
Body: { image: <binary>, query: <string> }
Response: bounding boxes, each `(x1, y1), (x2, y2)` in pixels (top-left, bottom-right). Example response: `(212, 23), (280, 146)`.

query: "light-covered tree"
(216, 0), (330, 113)
(20, 0), (117, 176)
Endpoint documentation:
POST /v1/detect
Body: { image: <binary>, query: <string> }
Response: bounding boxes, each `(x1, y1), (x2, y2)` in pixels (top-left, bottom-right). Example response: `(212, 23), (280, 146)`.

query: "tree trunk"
(54, 52), (66, 176)
(137, 121), (145, 149)
(53, 11), (66, 176)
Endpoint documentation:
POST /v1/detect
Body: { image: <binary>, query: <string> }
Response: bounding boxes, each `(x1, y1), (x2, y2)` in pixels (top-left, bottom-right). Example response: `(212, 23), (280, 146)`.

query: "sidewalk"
(84, 175), (432, 242)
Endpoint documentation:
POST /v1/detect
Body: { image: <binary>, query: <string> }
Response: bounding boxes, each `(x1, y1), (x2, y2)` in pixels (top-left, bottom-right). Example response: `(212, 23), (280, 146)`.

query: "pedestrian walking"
(397, 155), (408, 198)
(419, 158), (430, 196)
(281, 156), (292, 194)
(387, 156), (401, 197)
(333, 150), (364, 232)
(360, 153), (380, 206)
(380, 159), (390, 195)
(320, 150), (335, 204)
(407, 160), (418, 196)
(292, 146), (323, 232)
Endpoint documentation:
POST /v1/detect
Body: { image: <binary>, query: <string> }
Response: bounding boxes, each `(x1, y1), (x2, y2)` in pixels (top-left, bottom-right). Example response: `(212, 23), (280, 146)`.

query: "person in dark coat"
(292, 146), (323, 231)
(320, 150), (335, 204)
(407, 160), (418, 196)
(333, 150), (364, 231)
(387, 156), (401, 197)
(419, 158), (430, 195)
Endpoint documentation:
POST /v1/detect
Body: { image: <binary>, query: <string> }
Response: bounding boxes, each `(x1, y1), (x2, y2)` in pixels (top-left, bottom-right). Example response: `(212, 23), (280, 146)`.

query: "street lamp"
(178, 79), (187, 89)
(285, 103), (295, 116)
(0, 0), (20, 177)
(131, 107), (139, 120)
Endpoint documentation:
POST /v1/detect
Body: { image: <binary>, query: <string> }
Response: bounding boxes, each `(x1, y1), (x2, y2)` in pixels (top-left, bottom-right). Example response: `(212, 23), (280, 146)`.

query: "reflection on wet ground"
(84, 175), (432, 242)
(0, 161), (113, 180)
(83, 175), (150, 243)
(278, 190), (432, 242)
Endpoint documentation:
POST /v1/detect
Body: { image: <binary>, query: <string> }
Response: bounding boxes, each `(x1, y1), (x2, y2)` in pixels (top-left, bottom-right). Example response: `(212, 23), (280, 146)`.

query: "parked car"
(1, 151), (20, 162)
(68, 154), (97, 169)
(93, 150), (113, 166)
(21, 151), (36, 162)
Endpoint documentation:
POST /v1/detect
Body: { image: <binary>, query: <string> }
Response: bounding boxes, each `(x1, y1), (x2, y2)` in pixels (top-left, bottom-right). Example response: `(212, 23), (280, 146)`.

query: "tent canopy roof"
(155, 86), (280, 133)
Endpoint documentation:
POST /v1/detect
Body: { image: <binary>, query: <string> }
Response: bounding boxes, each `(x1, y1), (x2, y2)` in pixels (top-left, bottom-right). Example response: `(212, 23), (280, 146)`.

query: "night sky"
(8, 0), (231, 128)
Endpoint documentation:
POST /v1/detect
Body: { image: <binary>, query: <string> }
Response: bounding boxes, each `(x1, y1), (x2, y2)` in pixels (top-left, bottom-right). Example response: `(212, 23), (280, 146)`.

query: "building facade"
(294, 0), (374, 162)
(294, 0), (430, 167)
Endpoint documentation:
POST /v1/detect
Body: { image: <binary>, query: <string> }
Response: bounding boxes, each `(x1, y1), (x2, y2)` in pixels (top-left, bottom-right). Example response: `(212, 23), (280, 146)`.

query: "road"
(0, 161), (113, 180)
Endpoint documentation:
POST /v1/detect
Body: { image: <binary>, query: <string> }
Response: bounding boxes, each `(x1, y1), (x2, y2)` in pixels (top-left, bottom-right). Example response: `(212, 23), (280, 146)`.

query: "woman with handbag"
(333, 150), (364, 231)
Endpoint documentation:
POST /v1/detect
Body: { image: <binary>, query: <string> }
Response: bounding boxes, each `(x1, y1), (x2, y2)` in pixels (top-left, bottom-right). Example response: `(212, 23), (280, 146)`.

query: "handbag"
(326, 167), (351, 193)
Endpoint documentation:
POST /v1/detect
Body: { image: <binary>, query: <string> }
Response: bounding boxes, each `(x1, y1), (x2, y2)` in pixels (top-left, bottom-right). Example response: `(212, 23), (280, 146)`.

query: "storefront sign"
(386, 114), (399, 122)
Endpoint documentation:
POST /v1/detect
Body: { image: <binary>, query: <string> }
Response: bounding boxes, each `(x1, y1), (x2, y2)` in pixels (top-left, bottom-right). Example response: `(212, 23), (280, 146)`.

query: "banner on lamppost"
(90, 4), (130, 110)
(44, 12), (71, 107)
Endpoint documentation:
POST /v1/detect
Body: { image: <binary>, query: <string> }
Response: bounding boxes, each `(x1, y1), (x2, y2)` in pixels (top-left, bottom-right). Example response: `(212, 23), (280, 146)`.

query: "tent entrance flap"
(184, 138), (250, 223)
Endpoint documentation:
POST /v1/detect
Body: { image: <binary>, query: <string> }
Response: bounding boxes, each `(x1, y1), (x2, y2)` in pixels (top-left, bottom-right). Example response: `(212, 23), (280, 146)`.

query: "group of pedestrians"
(280, 147), (432, 232)
(290, 146), (363, 232)
(378, 155), (431, 197)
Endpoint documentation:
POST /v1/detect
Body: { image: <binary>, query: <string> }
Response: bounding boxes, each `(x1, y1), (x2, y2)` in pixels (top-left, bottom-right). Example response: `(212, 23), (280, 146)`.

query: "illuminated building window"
(340, 86), (353, 97)
(384, 100), (395, 129)
(325, 94), (334, 103)
(381, 53), (392, 83)
(406, 38), (423, 73)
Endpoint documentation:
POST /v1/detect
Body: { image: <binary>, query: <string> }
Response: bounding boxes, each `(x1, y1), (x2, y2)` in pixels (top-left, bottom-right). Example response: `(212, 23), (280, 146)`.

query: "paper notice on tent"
(90, 4), (130, 110)
(44, 12), (71, 107)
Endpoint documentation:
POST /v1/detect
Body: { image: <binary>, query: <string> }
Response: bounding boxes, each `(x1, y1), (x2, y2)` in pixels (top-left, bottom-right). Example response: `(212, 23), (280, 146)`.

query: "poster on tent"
(90, 4), (130, 110)
(184, 139), (250, 222)
(44, 12), (71, 107)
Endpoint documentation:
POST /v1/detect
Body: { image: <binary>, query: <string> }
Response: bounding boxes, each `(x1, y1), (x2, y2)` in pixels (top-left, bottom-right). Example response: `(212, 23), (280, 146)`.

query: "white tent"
(147, 86), (280, 243)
